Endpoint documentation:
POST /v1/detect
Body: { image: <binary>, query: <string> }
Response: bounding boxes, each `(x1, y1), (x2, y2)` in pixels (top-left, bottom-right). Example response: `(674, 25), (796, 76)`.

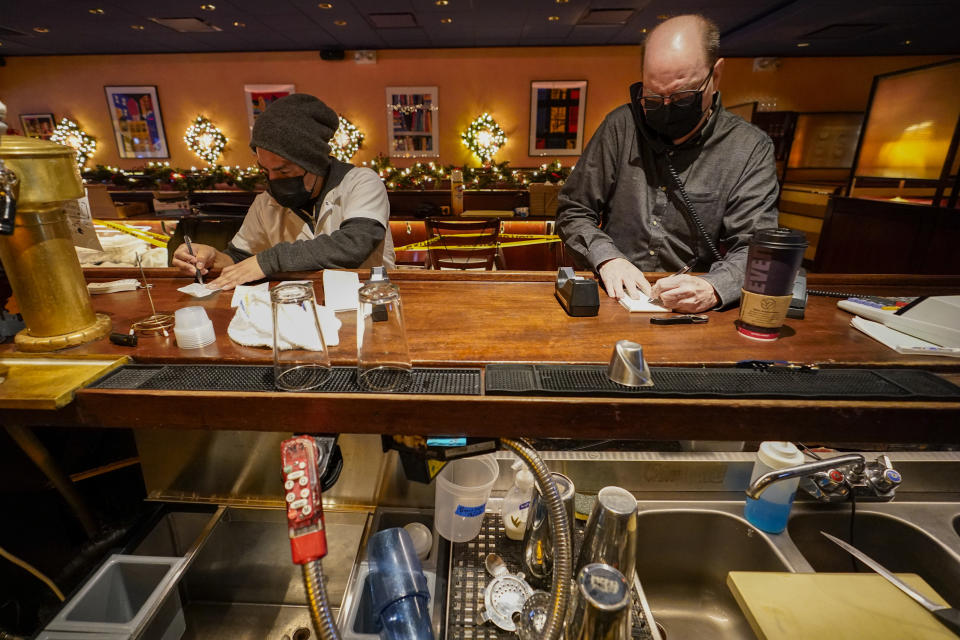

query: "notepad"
(619, 296), (670, 313)
(850, 317), (960, 357)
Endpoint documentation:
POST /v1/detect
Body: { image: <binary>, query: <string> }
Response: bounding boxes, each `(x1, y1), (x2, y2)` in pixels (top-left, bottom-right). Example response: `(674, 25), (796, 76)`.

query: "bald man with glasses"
(557, 14), (779, 312)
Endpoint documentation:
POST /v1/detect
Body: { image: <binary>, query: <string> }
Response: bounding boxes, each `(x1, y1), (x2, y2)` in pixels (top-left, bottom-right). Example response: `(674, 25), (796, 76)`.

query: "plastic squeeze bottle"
(502, 460), (535, 540)
(744, 441), (805, 533)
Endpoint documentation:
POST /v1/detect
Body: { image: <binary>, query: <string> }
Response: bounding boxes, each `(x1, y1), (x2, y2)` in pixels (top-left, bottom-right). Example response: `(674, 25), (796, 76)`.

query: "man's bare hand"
(172, 242), (218, 279)
(598, 258), (653, 299)
(206, 256), (266, 292)
(650, 274), (718, 312)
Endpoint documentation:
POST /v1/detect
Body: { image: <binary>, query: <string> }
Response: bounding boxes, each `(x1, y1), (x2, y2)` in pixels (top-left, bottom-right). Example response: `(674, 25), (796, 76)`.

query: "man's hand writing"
(650, 274), (718, 312)
(172, 242), (218, 279)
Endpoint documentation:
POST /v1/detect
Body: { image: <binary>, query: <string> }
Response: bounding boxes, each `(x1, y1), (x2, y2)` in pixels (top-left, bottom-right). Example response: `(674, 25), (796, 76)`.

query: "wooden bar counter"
(3, 270), (959, 443)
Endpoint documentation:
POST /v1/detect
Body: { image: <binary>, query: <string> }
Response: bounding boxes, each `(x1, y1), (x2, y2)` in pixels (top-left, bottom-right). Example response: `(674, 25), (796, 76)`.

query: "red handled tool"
(281, 436), (328, 564)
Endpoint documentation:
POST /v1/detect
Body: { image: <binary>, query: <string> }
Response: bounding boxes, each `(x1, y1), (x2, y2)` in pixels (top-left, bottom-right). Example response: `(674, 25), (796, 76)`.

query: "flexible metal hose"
(303, 559), (341, 640)
(302, 439), (570, 640)
(501, 438), (572, 640)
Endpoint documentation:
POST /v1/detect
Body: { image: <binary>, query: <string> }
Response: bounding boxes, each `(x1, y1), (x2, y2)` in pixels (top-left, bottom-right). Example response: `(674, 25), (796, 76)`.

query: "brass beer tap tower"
(0, 103), (111, 350)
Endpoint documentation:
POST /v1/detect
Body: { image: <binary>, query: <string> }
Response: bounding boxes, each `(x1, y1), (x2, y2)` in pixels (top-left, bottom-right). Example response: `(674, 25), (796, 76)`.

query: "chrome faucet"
(746, 453), (901, 503)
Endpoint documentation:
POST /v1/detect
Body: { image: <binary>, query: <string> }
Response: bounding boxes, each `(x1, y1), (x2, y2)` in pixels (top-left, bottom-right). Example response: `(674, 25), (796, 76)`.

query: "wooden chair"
(424, 218), (502, 270)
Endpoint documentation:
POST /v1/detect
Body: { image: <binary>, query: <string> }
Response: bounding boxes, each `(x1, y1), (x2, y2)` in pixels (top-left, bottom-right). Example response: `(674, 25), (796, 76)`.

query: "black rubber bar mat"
(485, 364), (960, 400)
(91, 364), (481, 395)
(447, 511), (652, 639)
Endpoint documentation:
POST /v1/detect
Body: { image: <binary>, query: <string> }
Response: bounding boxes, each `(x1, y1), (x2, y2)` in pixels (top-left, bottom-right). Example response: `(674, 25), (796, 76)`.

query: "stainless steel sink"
(788, 505), (960, 609)
(633, 502), (808, 640)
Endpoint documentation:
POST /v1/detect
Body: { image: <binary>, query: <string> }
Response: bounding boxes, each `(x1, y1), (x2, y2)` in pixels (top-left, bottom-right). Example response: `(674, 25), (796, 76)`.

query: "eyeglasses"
(639, 68), (714, 111)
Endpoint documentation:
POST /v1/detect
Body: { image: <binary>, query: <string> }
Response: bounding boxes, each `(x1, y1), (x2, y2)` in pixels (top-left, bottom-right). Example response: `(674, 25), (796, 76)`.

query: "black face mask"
(642, 99), (706, 141)
(268, 175), (314, 210)
(630, 69), (714, 142)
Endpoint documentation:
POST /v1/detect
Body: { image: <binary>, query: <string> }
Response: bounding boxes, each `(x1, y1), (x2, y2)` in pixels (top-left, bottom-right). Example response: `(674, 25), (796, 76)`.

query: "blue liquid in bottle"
(744, 492), (795, 533)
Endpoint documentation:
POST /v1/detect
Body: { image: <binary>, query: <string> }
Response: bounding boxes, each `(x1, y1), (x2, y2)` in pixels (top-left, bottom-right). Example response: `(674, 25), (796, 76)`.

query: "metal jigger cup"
(575, 486), (638, 584)
(521, 472), (575, 587)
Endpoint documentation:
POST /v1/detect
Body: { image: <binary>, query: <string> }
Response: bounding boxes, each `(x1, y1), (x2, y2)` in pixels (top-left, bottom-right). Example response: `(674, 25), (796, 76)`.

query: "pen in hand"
(648, 259), (697, 306)
(183, 235), (204, 285)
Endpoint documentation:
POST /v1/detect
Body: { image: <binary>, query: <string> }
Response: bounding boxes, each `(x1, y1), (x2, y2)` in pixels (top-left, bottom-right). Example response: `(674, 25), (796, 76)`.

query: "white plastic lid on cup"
(757, 441), (804, 470)
(434, 454), (499, 542)
(174, 306), (215, 349)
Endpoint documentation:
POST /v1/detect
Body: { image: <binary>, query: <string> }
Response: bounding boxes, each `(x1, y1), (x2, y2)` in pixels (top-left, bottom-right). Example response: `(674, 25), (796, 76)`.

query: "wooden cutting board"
(728, 571), (956, 640)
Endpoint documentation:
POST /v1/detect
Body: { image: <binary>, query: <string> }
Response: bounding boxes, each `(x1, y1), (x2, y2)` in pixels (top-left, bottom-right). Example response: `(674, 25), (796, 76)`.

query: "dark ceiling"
(0, 0), (957, 58)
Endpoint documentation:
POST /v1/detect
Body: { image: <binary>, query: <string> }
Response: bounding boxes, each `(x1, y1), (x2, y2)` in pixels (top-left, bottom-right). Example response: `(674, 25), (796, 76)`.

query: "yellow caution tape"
(93, 219), (169, 248)
(395, 234), (561, 252)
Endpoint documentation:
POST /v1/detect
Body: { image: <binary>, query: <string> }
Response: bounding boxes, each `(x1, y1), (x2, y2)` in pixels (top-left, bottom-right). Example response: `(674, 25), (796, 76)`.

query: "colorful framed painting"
(245, 84), (295, 131)
(385, 86), (439, 158)
(104, 85), (169, 158)
(19, 113), (56, 140)
(529, 81), (587, 156)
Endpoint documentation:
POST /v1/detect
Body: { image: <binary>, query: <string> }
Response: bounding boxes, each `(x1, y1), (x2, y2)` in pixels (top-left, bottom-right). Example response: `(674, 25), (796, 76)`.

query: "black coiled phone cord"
(664, 156), (724, 265)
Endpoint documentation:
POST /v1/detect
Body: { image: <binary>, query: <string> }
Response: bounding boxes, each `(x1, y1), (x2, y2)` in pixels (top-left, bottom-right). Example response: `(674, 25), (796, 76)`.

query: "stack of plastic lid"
(174, 306), (215, 349)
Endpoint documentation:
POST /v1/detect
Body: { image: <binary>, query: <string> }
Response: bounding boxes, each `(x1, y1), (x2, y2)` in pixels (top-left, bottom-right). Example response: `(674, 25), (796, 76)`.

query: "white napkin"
(230, 282), (269, 308)
(178, 282), (219, 298)
(227, 284), (341, 349)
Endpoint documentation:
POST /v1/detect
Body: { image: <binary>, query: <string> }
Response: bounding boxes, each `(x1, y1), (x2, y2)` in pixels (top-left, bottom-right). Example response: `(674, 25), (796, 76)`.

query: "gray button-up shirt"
(556, 95), (779, 307)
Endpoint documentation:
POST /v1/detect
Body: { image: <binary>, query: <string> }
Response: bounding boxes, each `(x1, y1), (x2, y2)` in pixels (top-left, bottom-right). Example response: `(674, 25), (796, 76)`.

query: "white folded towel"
(227, 283), (341, 350)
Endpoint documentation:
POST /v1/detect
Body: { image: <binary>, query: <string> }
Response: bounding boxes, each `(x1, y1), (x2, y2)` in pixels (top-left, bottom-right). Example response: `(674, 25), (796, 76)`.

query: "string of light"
(386, 103), (439, 113)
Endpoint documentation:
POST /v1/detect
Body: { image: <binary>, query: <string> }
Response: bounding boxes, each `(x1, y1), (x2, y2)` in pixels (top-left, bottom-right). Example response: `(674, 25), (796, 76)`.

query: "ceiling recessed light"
(334, 19), (347, 26)
(640, 27), (648, 33)
(88, 8), (104, 15)
(131, 24), (145, 30)
(548, 15), (560, 21)
(441, 17), (453, 24)
(233, 20), (245, 27)
(903, 39), (912, 45)
(556, 0), (569, 3)
(200, 3), (215, 10)
(796, 42), (809, 47)
(33, 27), (50, 33)
(435, 0), (449, 5)
(318, 2), (333, 8)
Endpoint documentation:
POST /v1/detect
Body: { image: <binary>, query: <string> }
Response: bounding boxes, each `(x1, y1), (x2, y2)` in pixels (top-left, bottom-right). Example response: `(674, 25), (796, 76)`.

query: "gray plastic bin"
(45, 554), (185, 640)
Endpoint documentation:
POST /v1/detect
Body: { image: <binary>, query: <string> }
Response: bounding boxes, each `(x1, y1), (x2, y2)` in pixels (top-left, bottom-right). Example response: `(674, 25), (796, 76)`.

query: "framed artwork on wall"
(104, 85), (169, 159)
(245, 84), (295, 131)
(385, 86), (439, 158)
(19, 113), (56, 140)
(529, 81), (587, 156)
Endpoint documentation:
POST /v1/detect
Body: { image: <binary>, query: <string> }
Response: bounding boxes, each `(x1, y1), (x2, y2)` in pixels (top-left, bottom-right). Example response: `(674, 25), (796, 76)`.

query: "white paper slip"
(322, 270), (361, 312)
(851, 317), (960, 357)
(619, 296), (670, 313)
(178, 283), (219, 298)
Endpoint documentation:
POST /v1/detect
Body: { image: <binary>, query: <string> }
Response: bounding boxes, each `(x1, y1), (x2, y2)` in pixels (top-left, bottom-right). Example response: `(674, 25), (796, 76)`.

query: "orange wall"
(0, 47), (949, 171)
